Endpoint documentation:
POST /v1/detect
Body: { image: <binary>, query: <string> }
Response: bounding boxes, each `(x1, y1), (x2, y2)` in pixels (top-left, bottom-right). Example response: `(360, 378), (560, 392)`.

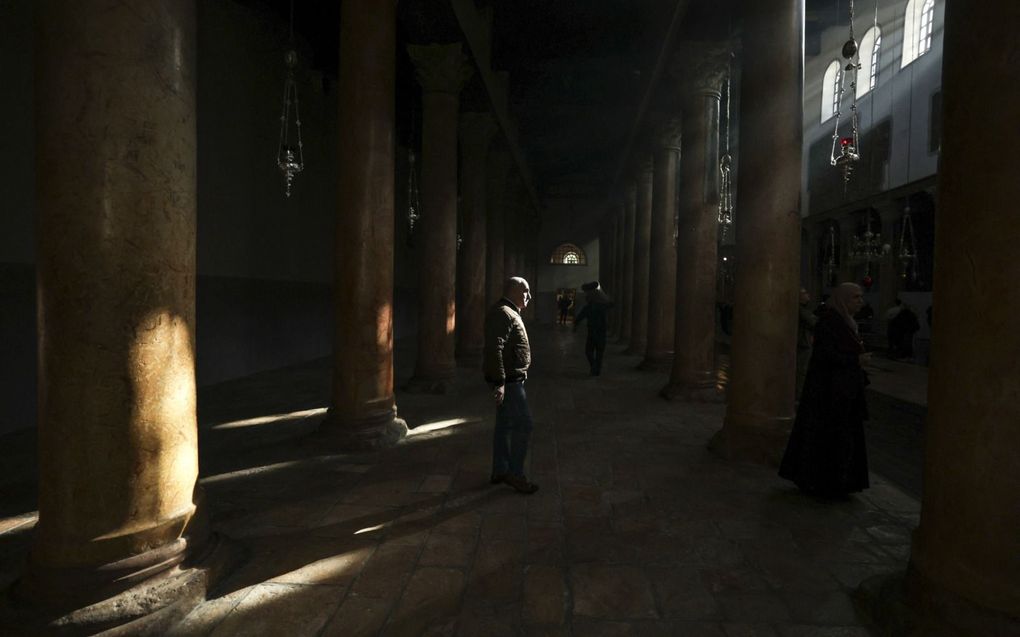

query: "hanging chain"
(830, 0), (861, 190)
(276, 0), (304, 197)
(407, 101), (421, 239)
(717, 53), (734, 237)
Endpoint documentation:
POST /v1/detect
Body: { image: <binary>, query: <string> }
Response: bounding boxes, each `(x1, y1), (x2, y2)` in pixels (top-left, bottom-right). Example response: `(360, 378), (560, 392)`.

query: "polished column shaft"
(905, 0), (1020, 630)
(25, 0), (207, 620)
(329, 0), (407, 447)
(642, 120), (681, 370)
(456, 112), (497, 362)
(407, 43), (471, 392)
(712, 1), (803, 460)
(626, 159), (654, 357)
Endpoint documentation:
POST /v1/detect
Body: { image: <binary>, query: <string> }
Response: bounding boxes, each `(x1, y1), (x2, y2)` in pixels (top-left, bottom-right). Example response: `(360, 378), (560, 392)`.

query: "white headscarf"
(829, 282), (862, 335)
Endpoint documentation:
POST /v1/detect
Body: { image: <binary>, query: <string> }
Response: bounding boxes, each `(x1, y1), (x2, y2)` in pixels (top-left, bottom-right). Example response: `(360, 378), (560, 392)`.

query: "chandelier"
(717, 53), (735, 237)
(407, 149), (421, 239)
(898, 205), (919, 280)
(830, 0), (863, 189)
(276, 1), (304, 198)
(848, 212), (887, 276)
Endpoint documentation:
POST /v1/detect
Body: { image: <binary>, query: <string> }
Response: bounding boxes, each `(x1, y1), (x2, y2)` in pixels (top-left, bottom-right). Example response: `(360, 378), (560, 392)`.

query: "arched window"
(821, 60), (843, 122)
(902, 0), (936, 68)
(549, 243), (587, 265)
(857, 27), (882, 97)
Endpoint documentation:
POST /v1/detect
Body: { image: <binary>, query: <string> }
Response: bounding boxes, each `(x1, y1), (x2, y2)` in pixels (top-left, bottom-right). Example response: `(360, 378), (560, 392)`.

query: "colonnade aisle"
(0, 324), (919, 635)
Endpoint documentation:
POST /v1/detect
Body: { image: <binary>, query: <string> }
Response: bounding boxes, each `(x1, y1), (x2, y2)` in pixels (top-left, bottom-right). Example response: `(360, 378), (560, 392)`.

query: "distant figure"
(890, 304), (921, 359)
(813, 294), (830, 318)
(796, 288), (818, 400)
(885, 298), (903, 357)
(556, 294), (572, 325)
(483, 277), (539, 494)
(573, 281), (613, 376)
(779, 282), (871, 497)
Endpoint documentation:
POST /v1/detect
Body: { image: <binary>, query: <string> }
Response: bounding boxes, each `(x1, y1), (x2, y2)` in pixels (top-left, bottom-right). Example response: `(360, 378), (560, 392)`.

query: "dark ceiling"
(245, 0), (850, 201)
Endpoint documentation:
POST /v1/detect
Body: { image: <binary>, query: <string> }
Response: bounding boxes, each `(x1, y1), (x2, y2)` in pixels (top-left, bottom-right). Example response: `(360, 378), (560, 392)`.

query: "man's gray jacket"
(483, 299), (531, 385)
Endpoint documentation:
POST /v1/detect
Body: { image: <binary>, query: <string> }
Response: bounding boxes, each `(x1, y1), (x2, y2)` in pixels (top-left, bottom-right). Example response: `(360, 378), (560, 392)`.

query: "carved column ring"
(407, 43), (474, 95)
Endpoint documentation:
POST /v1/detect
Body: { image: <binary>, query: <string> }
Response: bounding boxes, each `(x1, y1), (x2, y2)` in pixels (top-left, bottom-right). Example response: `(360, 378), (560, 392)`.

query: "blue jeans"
(493, 381), (533, 477)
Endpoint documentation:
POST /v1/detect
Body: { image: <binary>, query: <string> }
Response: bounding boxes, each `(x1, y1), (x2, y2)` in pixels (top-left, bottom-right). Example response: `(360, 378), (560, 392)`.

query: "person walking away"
(556, 294), (572, 325)
(779, 282), (871, 497)
(483, 277), (539, 494)
(796, 288), (818, 400)
(573, 281), (613, 376)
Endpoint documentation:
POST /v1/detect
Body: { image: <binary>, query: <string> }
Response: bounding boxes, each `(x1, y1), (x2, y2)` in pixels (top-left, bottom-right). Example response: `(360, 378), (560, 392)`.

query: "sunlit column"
(21, 0), (212, 627)
(642, 117), (681, 370)
(626, 157), (654, 357)
(903, 1), (1020, 631)
(456, 112), (497, 363)
(326, 0), (407, 448)
(662, 45), (727, 401)
(710, 1), (802, 460)
(406, 43), (472, 393)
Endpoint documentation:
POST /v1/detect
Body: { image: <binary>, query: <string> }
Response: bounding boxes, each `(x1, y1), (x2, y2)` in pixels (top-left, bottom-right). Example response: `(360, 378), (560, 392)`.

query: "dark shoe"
(503, 474), (539, 494)
(490, 472), (507, 485)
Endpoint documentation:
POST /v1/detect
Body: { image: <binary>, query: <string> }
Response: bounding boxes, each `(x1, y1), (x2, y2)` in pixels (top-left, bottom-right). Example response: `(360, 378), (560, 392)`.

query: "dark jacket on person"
(574, 297), (612, 340)
(483, 298), (531, 385)
(779, 309), (870, 495)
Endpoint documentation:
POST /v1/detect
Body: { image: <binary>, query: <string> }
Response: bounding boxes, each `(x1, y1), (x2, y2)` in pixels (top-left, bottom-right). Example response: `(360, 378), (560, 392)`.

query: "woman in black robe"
(779, 282), (871, 496)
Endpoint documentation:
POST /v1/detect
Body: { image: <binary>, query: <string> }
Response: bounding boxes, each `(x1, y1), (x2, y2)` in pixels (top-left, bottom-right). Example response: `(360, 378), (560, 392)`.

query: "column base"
(660, 377), (724, 403)
(404, 376), (457, 394)
(638, 352), (673, 372)
(320, 408), (407, 451)
(854, 566), (1020, 637)
(708, 412), (793, 466)
(3, 532), (243, 637)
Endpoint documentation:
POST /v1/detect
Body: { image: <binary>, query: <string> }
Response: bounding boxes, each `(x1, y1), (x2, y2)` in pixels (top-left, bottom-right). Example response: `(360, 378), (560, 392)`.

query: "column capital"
(652, 115), (683, 151)
(670, 40), (734, 99)
(407, 42), (473, 94)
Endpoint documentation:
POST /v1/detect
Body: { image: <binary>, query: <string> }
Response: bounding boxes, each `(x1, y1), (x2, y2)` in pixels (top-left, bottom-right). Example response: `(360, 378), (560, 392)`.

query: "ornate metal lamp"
(717, 53), (735, 238)
(830, 0), (862, 189)
(276, 2), (304, 198)
(823, 223), (839, 286)
(898, 205), (919, 280)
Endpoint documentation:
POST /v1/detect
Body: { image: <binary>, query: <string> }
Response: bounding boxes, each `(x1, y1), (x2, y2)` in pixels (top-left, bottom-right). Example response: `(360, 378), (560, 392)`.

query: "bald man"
(483, 277), (539, 494)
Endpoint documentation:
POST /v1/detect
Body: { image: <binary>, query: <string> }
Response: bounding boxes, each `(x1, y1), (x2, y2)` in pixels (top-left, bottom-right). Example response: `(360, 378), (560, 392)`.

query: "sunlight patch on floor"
(211, 407), (329, 430)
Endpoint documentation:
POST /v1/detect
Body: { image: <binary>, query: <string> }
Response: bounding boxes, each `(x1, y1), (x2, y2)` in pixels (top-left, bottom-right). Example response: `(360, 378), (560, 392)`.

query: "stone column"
(609, 209), (624, 336)
(618, 184), (637, 344)
(456, 112), (497, 363)
(326, 0), (407, 448)
(901, 1), (1020, 631)
(485, 144), (511, 307)
(642, 118), (681, 370)
(18, 2), (219, 629)
(709, 3), (803, 460)
(625, 158), (654, 356)
(661, 46), (727, 401)
(406, 43), (472, 393)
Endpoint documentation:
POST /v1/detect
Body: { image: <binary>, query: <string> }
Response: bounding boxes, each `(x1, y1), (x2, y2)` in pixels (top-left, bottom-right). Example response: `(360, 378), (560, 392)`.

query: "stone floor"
(0, 326), (928, 636)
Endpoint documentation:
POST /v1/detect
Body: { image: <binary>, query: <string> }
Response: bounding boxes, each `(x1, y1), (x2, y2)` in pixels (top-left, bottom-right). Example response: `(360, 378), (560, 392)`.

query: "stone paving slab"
(0, 326), (924, 635)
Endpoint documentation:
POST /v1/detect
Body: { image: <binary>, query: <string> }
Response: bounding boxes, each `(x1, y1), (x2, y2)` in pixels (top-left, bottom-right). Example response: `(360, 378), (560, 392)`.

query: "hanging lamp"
(276, 0), (305, 197)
